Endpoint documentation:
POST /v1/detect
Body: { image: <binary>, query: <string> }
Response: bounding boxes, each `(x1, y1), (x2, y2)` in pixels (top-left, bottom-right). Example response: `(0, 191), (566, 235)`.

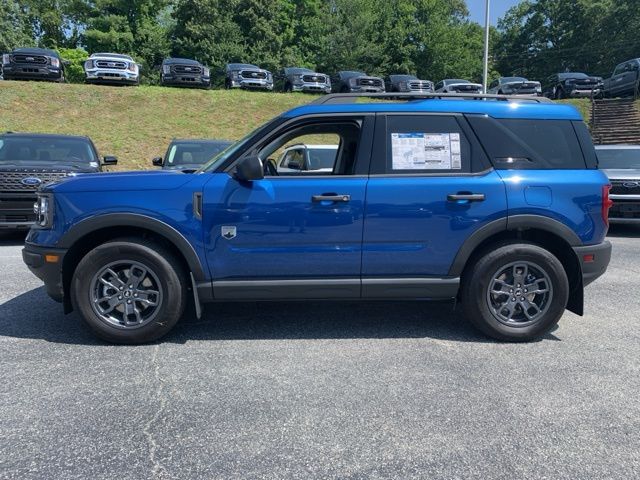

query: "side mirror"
(62, 60), (71, 67)
(287, 160), (302, 170)
(235, 155), (264, 182)
(152, 156), (163, 167)
(103, 155), (118, 166)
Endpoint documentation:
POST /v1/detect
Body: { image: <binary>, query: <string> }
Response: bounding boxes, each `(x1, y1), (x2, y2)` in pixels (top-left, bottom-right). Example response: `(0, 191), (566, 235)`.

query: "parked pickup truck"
(596, 144), (640, 223)
(84, 53), (140, 86)
(0, 132), (116, 230)
(22, 93), (612, 344)
(603, 58), (640, 98)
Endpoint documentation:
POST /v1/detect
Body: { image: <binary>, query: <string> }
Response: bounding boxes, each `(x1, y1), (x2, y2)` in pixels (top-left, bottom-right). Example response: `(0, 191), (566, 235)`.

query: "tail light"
(602, 184), (614, 228)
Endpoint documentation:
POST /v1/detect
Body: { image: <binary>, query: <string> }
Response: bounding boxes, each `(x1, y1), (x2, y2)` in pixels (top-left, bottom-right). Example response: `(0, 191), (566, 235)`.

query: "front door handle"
(312, 194), (351, 203)
(447, 193), (485, 202)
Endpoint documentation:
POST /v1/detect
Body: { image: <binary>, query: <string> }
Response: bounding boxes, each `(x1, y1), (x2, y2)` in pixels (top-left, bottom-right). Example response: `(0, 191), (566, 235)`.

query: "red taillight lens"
(602, 184), (614, 227)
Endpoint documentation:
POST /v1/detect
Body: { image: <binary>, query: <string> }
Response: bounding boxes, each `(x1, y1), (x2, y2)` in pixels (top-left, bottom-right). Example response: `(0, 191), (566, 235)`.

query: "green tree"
(0, 0), (35, 53)
(57, 47), (89, 82)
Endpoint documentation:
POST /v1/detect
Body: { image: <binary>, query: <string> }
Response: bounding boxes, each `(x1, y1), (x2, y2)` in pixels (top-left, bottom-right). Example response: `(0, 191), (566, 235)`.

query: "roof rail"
(310, 92), (554, 105)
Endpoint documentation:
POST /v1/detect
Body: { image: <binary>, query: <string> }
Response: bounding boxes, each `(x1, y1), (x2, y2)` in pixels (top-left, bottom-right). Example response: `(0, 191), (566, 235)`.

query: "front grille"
(241, 70), (266, 79)
(610, 180), (640, 195)
(609, 202), (640, 218)
(13, 55), (47, 64)
(0, 170), (68, 192)
(173, 64), (202, 75)
(95, 60), (127, 70)
(303, 74), (326, 83)
(409, 81), (432, 90)
(358, 78), (382, 87)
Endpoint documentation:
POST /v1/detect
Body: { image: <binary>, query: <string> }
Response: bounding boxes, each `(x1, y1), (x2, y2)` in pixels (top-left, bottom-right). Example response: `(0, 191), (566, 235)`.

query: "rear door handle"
(447, 193), (485, 202)
(312, 194), (351, 203)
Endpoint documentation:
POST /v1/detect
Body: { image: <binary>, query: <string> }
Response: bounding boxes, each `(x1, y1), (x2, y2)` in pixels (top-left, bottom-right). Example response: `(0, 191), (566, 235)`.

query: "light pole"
(482, 0), (490, 93)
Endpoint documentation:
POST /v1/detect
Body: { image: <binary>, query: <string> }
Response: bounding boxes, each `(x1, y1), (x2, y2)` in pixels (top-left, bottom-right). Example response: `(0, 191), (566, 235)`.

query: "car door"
(610, 63), (628, 96)
(202, 115), (374, 299)
(361, 113), (508, 298)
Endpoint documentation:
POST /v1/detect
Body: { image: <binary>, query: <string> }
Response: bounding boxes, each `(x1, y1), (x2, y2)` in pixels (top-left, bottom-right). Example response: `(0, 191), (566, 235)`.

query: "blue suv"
(22, 93), (613, 344)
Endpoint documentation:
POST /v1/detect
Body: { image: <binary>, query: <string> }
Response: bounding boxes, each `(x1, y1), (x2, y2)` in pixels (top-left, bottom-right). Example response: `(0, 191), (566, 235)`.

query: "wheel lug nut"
(512, 297), (516, 302)
(119, 287), (123, 291)
(118, 296), (122, 300)
(521, 297), (525, 301)
(127, 300), (132, 304)
(509, 289), (513, 293)
(134, 293), (138, 298)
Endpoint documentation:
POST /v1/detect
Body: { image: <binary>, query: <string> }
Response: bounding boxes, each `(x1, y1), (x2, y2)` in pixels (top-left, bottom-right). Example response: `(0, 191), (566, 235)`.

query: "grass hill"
(0, 81), (592, 171)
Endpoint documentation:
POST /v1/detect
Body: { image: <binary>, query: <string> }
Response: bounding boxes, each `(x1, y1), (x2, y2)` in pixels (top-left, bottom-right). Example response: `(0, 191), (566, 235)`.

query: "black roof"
(163, 57), (202, 66)
(1, 132), (91, 141)
(12, 47), (59, 58)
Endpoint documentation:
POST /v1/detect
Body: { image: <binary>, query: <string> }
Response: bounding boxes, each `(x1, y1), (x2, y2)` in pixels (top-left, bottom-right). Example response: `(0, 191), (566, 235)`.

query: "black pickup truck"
(603, 58), (640, 98)
(0, 133), (116, 230)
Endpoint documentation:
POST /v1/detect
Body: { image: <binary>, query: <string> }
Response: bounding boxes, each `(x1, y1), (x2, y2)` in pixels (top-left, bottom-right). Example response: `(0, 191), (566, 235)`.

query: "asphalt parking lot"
(0, 228), (639, 480)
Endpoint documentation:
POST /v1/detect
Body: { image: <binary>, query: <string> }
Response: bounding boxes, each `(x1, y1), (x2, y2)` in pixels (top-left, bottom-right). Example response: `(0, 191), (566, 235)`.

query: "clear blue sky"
(467, 0), (522, 25)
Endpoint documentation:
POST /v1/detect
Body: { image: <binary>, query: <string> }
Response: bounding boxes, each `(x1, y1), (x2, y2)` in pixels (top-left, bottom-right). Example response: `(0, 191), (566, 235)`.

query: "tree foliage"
(496, 0), (640, 80)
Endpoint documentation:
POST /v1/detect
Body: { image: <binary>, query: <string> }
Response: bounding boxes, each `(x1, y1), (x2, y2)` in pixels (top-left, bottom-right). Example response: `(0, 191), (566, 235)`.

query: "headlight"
(203, 67), (210, 77)
(293, 74), (303, 83)
(536, 86), (542, 93)
(2, 54), (10, 65)
(267, 72), (273, 81)
(162, 64), (171, 74)
(33, 194), (53, 229)
(349, 78), (358, 86)
(232, 71), (240, 79)
(51, 57), (60, 68)
(128, 63), (138, 74)
(84, 60), (94, 69)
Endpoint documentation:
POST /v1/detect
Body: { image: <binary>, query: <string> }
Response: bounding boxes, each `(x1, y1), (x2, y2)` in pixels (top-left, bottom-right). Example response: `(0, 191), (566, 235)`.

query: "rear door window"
(467, 116), (587, 169)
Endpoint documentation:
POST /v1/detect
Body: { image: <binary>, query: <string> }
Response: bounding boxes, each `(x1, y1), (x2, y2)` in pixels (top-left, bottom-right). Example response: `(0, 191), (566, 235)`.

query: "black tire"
(284, 82), (292, 93)
(555, 87), (565, 100)
(71, 238), (187, 344)
(460, 243), (569, 342)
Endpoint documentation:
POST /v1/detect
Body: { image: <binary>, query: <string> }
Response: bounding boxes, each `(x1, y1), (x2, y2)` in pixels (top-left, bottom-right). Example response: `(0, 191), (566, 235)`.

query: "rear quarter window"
(466, 116), (587, 169)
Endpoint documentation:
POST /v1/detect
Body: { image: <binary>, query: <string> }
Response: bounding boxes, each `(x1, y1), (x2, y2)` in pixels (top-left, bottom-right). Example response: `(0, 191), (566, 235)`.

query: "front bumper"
(85, 68), (139, 85)
(22, 243), (68, 303)
(568, 87), (601, 98)
(162, 74), (210, 88)
(348, 86), (385, 93)
(573, 241), (612, 287)
(229, 79), (274, 90)
(608, 198), (640, 223)
(2, 64), (62, 81)
(292, 82), (332, 93)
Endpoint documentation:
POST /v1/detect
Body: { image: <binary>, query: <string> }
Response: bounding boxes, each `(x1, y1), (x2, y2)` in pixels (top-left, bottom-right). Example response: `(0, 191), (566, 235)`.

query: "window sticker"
(391, 133), (462, 170)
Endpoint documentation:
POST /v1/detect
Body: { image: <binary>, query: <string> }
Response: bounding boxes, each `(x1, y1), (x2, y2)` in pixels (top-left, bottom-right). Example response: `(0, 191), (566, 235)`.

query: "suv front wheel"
(461, 243), (569, 341)
(71, 238), (187, 344)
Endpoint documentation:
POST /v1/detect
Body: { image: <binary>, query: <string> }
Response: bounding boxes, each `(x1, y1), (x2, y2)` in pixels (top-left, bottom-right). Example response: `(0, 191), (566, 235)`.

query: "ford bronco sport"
(23, 93), (612, 344)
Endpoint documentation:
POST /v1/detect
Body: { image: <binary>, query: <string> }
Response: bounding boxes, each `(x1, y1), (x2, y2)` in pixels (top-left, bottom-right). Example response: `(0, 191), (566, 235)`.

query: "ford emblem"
(251, 72), (258, 77)
(21, 177), (43, 187)
(108, 62), (115, 67)
(623, 181), (640, 188)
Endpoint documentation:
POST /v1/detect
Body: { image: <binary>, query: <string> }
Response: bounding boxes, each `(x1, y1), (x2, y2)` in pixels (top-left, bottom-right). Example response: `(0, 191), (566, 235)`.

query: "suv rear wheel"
(71, 238), (187, 344)
(461, 243), (569, 341)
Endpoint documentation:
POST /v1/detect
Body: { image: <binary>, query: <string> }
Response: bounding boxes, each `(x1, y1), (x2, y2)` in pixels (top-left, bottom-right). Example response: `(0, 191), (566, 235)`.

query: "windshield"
(559, 72), (588, 80)
(198, 118), (282, 173)
(392, 75), (417, 82)
(597, 148), (640, 169)
(165, 141), (233, 167)
(447, 79), (470, 84)
(502, 77), (527, 83)
(0, 137), (98, 167)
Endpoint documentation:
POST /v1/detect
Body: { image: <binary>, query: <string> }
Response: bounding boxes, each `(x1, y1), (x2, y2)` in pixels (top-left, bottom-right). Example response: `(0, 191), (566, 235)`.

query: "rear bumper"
(22, 243), (67, 303)
(573, 241), (612, 287)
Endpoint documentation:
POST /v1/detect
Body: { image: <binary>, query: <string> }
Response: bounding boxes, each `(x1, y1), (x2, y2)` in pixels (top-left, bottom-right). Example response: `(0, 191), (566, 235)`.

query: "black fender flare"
(448, 214), (582, 277)
(58, 213), (207, 281)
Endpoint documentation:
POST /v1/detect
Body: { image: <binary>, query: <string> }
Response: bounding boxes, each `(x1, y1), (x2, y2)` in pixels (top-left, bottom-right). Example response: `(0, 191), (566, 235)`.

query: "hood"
(13, 47), (59, 58)
(164, 58), (201, 66)
(602, 169), (640, 180)
(44, 170), (194, 193)
(503, 80), (540, 87)
(355, 74), (383, 81)
(91, 54), (133, 62)
(564, 76), (601, 84)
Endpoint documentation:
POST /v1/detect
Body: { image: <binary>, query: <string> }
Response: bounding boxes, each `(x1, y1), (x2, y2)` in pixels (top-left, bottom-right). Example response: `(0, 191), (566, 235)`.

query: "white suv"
(84, 53), (140, 86)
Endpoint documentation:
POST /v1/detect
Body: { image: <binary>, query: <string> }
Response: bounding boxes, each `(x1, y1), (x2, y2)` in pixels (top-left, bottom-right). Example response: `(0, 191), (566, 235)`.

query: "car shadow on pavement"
(607, 224), (640, 238)
(0, 231), (27, 247)
(0, 287), (559, 345)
